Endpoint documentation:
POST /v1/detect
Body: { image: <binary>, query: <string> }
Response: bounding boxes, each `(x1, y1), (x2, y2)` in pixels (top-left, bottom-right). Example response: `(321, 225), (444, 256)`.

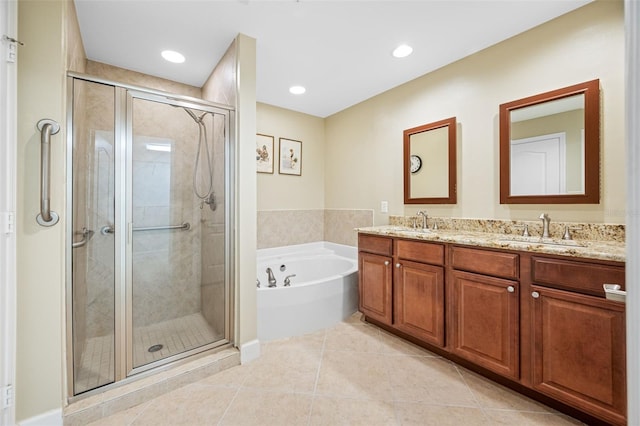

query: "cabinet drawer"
(396, 239), (444, 266)
(358, 234), (393, 256)
(532, 256), (625, 297)
(451, 246), (519, 280)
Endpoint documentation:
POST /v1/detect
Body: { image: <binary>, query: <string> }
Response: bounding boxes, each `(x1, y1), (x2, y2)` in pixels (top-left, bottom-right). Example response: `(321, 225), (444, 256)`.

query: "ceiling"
(74, 0), (592, 118)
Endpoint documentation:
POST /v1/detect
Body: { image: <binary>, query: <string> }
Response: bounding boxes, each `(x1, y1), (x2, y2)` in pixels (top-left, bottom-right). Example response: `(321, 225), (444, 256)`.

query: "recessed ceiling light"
(289, 85), (306, 95)
(392, 44), (413, 58)
(161, 50), (185, 63)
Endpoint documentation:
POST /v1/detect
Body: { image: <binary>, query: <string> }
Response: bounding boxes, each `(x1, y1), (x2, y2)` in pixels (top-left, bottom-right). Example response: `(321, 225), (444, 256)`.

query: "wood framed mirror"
(499, 79), (600, 204)
(404, 117), (457, 204)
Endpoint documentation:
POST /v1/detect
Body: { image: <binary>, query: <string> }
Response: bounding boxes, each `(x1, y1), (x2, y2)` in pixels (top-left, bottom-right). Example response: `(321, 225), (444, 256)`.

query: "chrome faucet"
(416, 210), (428, 230)
(539, 213), (551, 238)
(284, 274), (297, 287)
(266, 267), (277, 287)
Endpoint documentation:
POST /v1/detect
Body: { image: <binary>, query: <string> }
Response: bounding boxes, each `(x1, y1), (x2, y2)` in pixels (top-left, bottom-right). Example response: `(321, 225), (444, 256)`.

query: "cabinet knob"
(507, 286), (515, 293)
(396, 263), (401, 268)
(532, 291), (540, 299)
(384, 261), (389, 266)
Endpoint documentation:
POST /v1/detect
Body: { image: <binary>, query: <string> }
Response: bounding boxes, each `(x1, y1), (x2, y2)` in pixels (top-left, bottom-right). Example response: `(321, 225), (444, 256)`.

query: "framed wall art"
(256, 133), (274, 174)
(279, 137), (302, 176)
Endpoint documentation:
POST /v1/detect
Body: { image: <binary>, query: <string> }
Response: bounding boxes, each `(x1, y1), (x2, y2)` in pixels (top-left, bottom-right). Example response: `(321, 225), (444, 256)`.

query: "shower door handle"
(72, 227), (94, 249)
(36, 119), (60, 226)
(100, 224), (114, 235)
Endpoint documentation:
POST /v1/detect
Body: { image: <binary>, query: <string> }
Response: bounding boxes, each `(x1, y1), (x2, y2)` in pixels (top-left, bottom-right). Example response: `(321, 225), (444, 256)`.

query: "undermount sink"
(498, 236), (587, 248)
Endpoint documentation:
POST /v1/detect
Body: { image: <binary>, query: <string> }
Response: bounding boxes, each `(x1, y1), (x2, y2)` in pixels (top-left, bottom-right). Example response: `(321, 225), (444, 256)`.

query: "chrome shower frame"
(65, 72), (236, 400)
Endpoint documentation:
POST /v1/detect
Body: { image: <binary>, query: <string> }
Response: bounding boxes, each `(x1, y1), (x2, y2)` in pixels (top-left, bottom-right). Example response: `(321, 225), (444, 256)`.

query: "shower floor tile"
(75, 312), (220, 395)
(133, 312), (221, 368)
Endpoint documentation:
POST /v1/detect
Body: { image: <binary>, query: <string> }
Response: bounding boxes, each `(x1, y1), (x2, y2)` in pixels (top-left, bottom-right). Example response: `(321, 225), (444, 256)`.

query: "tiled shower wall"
(257, 209), (374, 249)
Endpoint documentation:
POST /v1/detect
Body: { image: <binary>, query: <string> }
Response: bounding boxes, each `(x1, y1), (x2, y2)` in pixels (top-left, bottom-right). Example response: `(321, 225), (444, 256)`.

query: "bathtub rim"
(256, 241), (357, 290)
(257, 241), (357, 262)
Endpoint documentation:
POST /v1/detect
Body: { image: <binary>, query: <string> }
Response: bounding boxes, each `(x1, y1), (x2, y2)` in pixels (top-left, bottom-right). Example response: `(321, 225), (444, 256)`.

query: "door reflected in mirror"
(510, 94), (585, 196)
(500, 79), (599, 204)
(404, 117), (456, 204)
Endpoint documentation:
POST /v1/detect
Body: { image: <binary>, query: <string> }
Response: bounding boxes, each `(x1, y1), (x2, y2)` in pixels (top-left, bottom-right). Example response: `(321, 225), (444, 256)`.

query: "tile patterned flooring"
(88, 313), (583, 425)
(76, 313), (218, 394)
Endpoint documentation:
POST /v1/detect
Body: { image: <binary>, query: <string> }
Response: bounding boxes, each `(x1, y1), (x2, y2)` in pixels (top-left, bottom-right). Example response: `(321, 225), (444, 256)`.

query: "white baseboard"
(19, 409), (62, 426)
(240, 339), (260, 364)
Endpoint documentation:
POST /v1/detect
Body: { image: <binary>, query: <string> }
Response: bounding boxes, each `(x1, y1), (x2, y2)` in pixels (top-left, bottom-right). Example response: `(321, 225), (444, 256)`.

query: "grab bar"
(99, 222), (191, 234)
(72, 227), (94, 249)
(134, 222), (191, 232)
(36, 119), (60, 226)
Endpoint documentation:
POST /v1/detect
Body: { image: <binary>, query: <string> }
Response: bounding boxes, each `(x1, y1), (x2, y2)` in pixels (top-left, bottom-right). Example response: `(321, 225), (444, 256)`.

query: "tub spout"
(266, 267), (277, 287)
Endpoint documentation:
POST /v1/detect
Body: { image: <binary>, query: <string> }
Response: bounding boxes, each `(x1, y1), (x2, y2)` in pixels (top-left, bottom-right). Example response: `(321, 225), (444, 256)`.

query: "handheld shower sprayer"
(182, 107), (216, 211)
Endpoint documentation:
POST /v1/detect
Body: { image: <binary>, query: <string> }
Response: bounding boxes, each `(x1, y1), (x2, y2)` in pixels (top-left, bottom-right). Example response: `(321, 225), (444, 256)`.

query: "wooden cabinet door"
(530, 285), (626, 425)
(358, 252), (392, 325)
(450, 270), (519, 379)
(394, 260), (444, 346)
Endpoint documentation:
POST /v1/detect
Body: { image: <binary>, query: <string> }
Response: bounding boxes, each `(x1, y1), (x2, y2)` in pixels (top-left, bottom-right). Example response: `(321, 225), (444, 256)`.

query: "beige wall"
(255, 104), (375, 249)
(256, 103), (325, 210)
(17, 0), (73, 420)
(228, 35), (258, 349)
(203, 35), (260, 349)
(324, 0), (625, 225)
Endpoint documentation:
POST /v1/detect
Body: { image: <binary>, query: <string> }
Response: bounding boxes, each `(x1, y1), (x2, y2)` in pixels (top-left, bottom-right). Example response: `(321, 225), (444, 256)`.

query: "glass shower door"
(128, 93), (226, 371)
(70, 79), (116, 395)
(69, 75), (232, 396)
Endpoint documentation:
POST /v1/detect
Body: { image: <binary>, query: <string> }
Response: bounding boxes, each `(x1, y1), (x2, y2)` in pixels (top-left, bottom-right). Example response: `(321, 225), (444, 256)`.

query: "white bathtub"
(257, 241), (359, 341)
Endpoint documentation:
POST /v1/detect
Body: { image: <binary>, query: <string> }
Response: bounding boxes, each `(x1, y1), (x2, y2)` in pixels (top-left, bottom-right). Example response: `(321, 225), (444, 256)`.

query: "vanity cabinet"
(527, 256), (626, 425)
(358, 235), (445, 344)
(357, 231), (627, 425)
(358, 235), (393, 325)
(394, 240), (445, 346)
(450, 247), (520, 379)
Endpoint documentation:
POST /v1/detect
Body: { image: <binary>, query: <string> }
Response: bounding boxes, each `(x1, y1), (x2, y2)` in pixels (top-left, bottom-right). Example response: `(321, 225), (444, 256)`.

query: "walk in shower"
(66, 74), (234, 396)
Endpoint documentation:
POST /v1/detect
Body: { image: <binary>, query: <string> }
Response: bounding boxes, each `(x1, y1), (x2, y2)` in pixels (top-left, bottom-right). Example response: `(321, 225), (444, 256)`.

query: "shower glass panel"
(129, 94), (226, 370)
(68, 75), (232, 397)
(71, 79), (116, 394)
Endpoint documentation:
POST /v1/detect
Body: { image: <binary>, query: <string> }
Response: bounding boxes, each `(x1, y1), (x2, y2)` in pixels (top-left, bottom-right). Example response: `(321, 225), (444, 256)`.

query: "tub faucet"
(539, 213), (551, 238)
(416, 210), (428, 230)
(266, 267), (277, 287)
(284, 274), (297, 287)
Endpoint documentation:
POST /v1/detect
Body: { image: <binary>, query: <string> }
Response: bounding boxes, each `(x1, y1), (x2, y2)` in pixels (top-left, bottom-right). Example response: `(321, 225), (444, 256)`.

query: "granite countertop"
(356, 225), (626, 263)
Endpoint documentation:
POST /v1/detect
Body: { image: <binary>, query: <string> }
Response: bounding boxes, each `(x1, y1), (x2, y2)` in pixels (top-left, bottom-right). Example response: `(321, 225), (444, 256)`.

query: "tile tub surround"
(325, 209), (374, 247)
(87, 313), (582, 426)
(258, 209), (324, 249)
(257, 209), (374, 249)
